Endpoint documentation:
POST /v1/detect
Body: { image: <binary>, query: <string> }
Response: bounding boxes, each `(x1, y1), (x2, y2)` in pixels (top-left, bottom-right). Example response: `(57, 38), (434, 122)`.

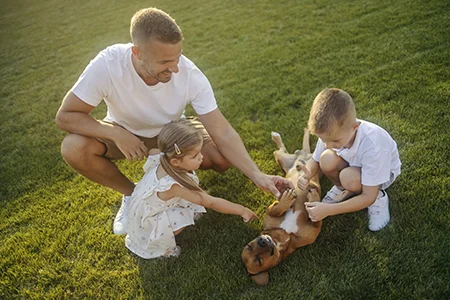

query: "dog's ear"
(250, 271), (269, 286)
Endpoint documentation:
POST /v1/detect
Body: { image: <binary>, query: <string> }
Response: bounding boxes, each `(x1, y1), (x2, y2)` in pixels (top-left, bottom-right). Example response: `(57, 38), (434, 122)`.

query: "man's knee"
(201, 154), (231, 173)
(212, 156), (231, 173)
(61, 134), (106, 166)
(200, 143), (231, 173)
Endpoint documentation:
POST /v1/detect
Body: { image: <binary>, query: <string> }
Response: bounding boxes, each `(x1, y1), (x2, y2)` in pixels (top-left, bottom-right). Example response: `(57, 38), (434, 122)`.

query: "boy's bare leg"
(61, 133), (135, 196)
(339, 167), (362, 194)
(319, 149), (349, 187)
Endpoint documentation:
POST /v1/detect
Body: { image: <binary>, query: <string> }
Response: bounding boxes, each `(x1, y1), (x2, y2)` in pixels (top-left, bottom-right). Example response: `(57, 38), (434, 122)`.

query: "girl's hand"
(241, 207), (258, 223)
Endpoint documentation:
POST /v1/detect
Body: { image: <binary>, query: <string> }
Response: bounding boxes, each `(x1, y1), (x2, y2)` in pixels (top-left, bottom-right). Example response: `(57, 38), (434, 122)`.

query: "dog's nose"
(257, 236), (268, 247)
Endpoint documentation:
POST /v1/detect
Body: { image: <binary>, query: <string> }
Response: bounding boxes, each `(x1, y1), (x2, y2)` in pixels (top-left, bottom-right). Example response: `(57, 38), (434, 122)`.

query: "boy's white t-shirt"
(312, 120), (401, 187)
(71, 43), (218, 138)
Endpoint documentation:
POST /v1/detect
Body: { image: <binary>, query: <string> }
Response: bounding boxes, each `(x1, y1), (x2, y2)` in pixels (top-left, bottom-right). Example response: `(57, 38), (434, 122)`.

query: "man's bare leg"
(61, 133), (135, 196)
(200, 141), (231, 173)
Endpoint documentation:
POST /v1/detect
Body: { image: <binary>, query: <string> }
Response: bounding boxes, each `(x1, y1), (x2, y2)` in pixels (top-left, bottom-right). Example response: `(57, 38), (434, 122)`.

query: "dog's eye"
(246, 244), (252, 251)
(255, 256), (263, 266)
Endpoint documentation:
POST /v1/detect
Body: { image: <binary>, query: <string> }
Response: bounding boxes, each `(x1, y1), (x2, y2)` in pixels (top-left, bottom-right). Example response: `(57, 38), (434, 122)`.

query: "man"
(55, 7), (292, 235)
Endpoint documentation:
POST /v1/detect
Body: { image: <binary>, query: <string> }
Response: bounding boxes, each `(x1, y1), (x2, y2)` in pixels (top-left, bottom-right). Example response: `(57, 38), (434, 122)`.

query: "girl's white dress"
(125, 154), (206, 259)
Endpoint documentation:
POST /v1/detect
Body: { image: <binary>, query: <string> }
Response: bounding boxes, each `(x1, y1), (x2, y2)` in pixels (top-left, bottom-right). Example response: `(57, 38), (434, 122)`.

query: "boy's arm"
(298, 158), (320, 189)
(306, 158), (320, 177)
(305, 185), (379, 221)
(327, 185), (379, 215)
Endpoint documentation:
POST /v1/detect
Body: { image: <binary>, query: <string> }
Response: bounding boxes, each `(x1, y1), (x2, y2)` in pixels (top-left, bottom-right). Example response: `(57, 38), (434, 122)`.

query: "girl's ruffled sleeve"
(143, 154), (161, 173)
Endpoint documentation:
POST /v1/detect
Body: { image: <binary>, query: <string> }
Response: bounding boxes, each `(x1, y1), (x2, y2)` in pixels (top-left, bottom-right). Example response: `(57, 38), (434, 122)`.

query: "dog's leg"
(307, 186), (321, 203)
(266, 189), (297, 217)
(271, 132), (287, 152)
(302, 128), (311, 154)
(272, 132), (298, 174)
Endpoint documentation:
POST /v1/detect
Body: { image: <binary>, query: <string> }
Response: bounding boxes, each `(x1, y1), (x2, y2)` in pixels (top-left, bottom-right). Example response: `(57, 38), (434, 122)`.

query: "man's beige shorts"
(99, 117), (211, 159)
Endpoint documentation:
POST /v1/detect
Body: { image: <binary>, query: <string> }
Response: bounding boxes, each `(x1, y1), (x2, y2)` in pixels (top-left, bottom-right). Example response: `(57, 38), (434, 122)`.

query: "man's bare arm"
(199, 109), (293, 196)
(55, 91), (147, 160)
(56, 91), (119, 138)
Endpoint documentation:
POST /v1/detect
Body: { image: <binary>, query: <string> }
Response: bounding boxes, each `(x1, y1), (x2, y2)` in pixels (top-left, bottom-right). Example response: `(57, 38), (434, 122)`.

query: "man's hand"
(304, 202), (331, 222)
(253, 173), (294, 198)
(297, 164), (312, 190)
(114, 129), (148, 161)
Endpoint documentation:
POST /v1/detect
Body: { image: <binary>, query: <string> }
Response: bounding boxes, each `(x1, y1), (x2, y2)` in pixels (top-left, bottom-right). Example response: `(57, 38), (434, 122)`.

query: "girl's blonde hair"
(158, 119), (203, 192)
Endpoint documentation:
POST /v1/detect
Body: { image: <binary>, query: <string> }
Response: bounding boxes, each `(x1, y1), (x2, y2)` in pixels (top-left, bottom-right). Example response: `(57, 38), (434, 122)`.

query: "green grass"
(1, 0), (449, 298)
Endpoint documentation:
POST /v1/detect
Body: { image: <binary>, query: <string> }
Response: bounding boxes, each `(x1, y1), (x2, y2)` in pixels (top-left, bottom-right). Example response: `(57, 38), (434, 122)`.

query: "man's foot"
(368, 190), (390, 231)
(163, 246), (181, 258)
(322, 186), (355, 204)
(113, 195), (131, 235)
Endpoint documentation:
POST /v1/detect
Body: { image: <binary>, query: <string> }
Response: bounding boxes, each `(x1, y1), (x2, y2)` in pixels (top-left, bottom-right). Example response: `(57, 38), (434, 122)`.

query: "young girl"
(124, 119), (258, 259)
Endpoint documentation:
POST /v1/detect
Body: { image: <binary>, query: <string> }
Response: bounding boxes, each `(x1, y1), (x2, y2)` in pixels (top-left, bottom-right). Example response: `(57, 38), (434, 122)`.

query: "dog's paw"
(279, 188), (296, 206)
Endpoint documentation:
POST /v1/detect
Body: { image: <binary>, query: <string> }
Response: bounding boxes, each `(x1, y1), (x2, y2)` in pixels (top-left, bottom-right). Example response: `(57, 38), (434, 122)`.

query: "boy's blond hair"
(308, 88), (356, 134)
(130, 8), (183, 45)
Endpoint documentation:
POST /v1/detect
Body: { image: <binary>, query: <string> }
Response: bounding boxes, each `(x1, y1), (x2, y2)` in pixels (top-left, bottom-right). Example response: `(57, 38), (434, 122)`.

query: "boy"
(298, 88), (401, 231)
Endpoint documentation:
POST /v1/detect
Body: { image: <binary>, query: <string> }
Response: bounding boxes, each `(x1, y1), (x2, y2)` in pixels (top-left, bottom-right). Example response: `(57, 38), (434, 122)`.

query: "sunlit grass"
(1, 0), (449, 298)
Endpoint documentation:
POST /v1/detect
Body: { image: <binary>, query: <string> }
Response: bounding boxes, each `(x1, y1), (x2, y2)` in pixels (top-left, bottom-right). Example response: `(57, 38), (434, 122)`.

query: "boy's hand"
(304, 202), (330, 222)
(297, 164), (312, 190)
(242, 208), (259, 223)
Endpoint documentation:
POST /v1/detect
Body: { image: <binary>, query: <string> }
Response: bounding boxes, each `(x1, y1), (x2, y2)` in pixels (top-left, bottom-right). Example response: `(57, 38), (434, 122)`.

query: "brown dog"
(241, 129), (322, 286)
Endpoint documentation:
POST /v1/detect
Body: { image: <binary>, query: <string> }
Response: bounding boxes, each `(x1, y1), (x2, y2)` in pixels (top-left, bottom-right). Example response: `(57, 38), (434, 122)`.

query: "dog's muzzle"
(257, 235), (273, 248)
(257, 235), (275, 256)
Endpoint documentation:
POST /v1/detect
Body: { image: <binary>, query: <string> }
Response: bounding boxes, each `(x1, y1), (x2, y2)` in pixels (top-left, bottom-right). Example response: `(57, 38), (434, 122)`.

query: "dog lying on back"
(241, 129), (322, 286)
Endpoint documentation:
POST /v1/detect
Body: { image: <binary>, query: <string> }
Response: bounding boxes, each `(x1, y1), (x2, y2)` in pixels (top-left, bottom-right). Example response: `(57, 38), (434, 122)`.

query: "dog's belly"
(280, 208), (301, 234)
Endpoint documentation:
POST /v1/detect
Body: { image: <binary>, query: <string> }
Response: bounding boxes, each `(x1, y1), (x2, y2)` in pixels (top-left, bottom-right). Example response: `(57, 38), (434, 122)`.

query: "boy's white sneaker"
(113, 195), (131, 235)
(368, 190), (390, 231)
(322, 186), (355, 204)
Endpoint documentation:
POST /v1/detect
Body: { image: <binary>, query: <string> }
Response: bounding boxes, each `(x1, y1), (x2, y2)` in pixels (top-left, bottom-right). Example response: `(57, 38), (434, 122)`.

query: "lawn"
(1, 0), (449, 299)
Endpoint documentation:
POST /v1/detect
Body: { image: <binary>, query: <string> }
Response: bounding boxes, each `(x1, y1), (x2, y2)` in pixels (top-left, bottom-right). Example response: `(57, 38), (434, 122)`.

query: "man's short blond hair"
(130, 8), (183, 45)
(308, 88), (356, 134)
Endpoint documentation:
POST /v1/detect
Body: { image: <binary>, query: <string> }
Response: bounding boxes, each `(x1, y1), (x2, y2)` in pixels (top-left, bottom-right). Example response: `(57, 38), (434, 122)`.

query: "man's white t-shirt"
(71, 43), (218, 138)
(312, 120), (401, 187)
